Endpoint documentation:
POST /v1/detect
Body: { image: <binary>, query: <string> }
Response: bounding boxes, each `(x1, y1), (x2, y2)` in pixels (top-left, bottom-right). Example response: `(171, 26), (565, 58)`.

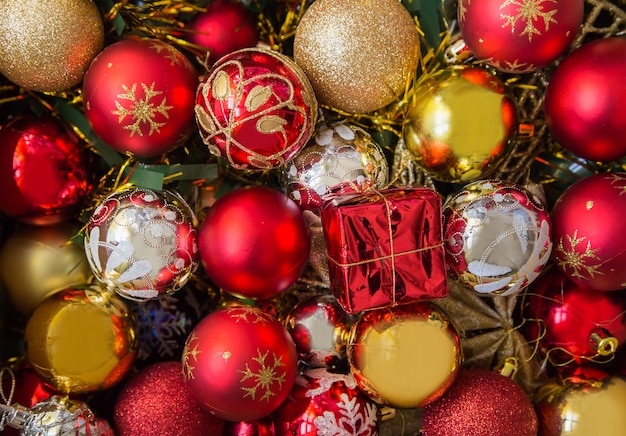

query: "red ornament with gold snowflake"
(82, 38), (198, 158)
(181, 306), (298, 422)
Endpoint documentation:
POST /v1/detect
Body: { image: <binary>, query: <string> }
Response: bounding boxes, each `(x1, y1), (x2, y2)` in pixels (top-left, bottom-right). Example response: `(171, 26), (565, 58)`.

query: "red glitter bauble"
(198, 186), (310, 300)
(0, 115), (91, 225)
(185, 0), (258, 65)
(551, 173), (626, 290)
(421, 368), (538, 436)
(182, 306), (298, 422)
(545, 38), (626, 162)
(458, 0), (583, 73)
(195, 48), (318, 170)
(114, 361), (224, 436)
(524, 268), (626, 366)
(82, 38), (198, 158)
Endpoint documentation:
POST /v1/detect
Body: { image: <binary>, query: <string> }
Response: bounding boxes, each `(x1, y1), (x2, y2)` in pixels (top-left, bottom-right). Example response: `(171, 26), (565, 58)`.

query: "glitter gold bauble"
(0, 0), (104, 92)
(293, 0), (420, 114)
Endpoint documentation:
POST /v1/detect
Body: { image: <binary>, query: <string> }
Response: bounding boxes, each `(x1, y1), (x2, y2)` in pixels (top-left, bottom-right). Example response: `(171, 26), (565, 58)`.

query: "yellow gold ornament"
(0, 0), (104, 92)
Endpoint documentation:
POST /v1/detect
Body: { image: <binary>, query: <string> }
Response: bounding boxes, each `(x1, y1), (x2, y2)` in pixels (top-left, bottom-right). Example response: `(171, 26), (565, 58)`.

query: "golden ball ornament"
(0, 0), (104, 92)
(293, 0), (420, 113)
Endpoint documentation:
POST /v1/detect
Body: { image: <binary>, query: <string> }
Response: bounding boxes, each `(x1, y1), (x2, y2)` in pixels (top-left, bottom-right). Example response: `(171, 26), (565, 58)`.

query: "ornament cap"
(495, 357), (519, 379)
(589, 328), (619, 357)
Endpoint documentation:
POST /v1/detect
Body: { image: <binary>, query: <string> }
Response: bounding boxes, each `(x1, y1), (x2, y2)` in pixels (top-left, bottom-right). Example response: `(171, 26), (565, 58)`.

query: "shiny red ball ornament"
(222, 415), (275, 436)
(421, 368), (538, 436)
(524, 268), (626, 366)
(195, 48), (318, 170)
(185, 0), (258, 65)
(545, 38), (626, 162)
(82, 38), (198, 158)
(551, 172), (626, 290)
(0, 115), (91, 225)
(114, 361), (224, 436)
(198, 186), (310, 300)
(182, 306), (298, 422)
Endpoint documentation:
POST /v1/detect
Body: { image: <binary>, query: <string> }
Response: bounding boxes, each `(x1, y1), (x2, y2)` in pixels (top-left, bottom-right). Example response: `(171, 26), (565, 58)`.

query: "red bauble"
(185, 0), (258, 65)
(181, 306), (298, 422)
(458, 0), (583, 73)
(524, 268), (626, 366)
(198, 186), (310, 299)
(0, 115), (91, 225)
(195, 48), (318, 170)
(82, 38), (198, 158)
(545, 38), (626, 162)
(421, 368), (538, 436)
(114, 361), (224, 436)
(551, 173), (626, 290)
(223, 415), (275, 436)
(274, 368), (378, 436)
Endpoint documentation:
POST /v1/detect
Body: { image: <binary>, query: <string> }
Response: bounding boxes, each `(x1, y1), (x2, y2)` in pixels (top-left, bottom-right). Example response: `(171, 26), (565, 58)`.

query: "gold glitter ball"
(0, 0), (104, 92)
(293, 0), (420, 114)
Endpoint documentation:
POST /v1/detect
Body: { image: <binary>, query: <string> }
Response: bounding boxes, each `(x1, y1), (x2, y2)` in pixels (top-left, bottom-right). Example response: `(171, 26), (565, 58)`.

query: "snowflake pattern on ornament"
(314, 393), (378, 436)
(500, 0), (558, 42)
(182, 330), (201, 380)
(149, 41), (194, 70)
(224, 306), (275, 324)
(111, 82), (173, 137)
(608, 173), (626, 195)
(239, 349), (287, 402)
(555, 230), (603, 281)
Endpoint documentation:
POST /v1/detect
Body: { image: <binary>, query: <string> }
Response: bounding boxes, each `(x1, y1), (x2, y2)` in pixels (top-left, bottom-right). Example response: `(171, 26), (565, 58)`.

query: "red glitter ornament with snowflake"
(182, 306), (298, 422)
(458, 0), (584, 73)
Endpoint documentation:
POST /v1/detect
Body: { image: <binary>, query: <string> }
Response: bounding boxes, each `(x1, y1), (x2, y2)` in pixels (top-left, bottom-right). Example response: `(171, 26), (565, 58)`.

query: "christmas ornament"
(198, 186), (310, 300)
(0, 221), (93, 316)
(0, 115), (92, 225)
(524, 268), (626, 366)
(421, 368), (538, 436)
(282, 122), (389, 212)
(347, 302), (462, 408)
(82, 38), (198, 158)
(293, 0), (420, 113)
(185, 0), (258, 65)
(0, 0), (104, 91)
(551, 172), (626, 291)
(442, 179), (552, 296)
(1, 366), (57, 411)
(24, 285), (137, 395)
(182, 306), (298, 422)
(458, 0), (584, 73)
(195, 47), (317, 170)
(84, 186), (199, 302)
(114, 361), (224, 436)
(223, 415), (275, 436)
(545, 37), (626, 162)
(274, 368), (378, 436)
(402, 66), (518, 183)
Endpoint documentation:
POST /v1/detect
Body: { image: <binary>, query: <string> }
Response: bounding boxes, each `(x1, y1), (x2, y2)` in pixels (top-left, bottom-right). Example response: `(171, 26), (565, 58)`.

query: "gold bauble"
(24, 285), (137, 395)
(0, 0), (104, 91)
(293, 0), (420, 114)
(0, 222), (93, 316)
(402, 65), (518, 183)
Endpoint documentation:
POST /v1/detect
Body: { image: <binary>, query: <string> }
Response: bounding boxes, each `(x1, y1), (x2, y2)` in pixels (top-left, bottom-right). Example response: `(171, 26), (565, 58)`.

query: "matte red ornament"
(198, 186), (310, 300)
(458, 0), (583, 73)
(82, 38), (198, 158)
(182, 306), (298, 422)
(545, 38), (626, 162)
(0, 115), (91, 225)
(551, 172), (626, 290)
(421, 368), (537, 436)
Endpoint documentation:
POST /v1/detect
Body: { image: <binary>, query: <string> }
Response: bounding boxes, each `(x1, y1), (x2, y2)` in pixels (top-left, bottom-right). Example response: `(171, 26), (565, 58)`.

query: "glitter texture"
(0, 0), (104, 92)
(293, 0), (420, 114)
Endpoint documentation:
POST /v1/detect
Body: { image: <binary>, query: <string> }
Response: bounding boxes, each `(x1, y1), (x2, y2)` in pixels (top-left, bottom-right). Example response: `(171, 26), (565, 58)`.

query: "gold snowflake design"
(181, 331), (201, 380)
(239, 349), (287, 402)
(224, 306), (274, 324)
(458, 0), (470, 22)
(149, 41), (194, 70)
(608, 173), (626, 196)
(555, 230), (604, 281)
(111, 82), (173, 137)
(500, 0), (558, 42)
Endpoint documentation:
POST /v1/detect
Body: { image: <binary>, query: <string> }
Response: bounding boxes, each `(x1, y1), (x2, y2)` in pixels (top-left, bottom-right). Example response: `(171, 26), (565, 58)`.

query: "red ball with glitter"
(114, 361), (224, 436)
(82, 38), (198, 158)
(195, 47), (318, 170)
(181, 306), (298, 422)
(0, 115), (92, 225)
(458, 0), (583, 73)
(198, 186), (310, 300)
(545, 38), (626, 162)
(551, 172), (626, 291)
(421, 368), (538, 436)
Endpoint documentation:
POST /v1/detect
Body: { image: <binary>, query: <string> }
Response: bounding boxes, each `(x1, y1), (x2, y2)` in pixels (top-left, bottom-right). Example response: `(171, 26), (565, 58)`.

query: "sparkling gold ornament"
(0, 0), (104, 91)
(293, 0), (420, 113)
